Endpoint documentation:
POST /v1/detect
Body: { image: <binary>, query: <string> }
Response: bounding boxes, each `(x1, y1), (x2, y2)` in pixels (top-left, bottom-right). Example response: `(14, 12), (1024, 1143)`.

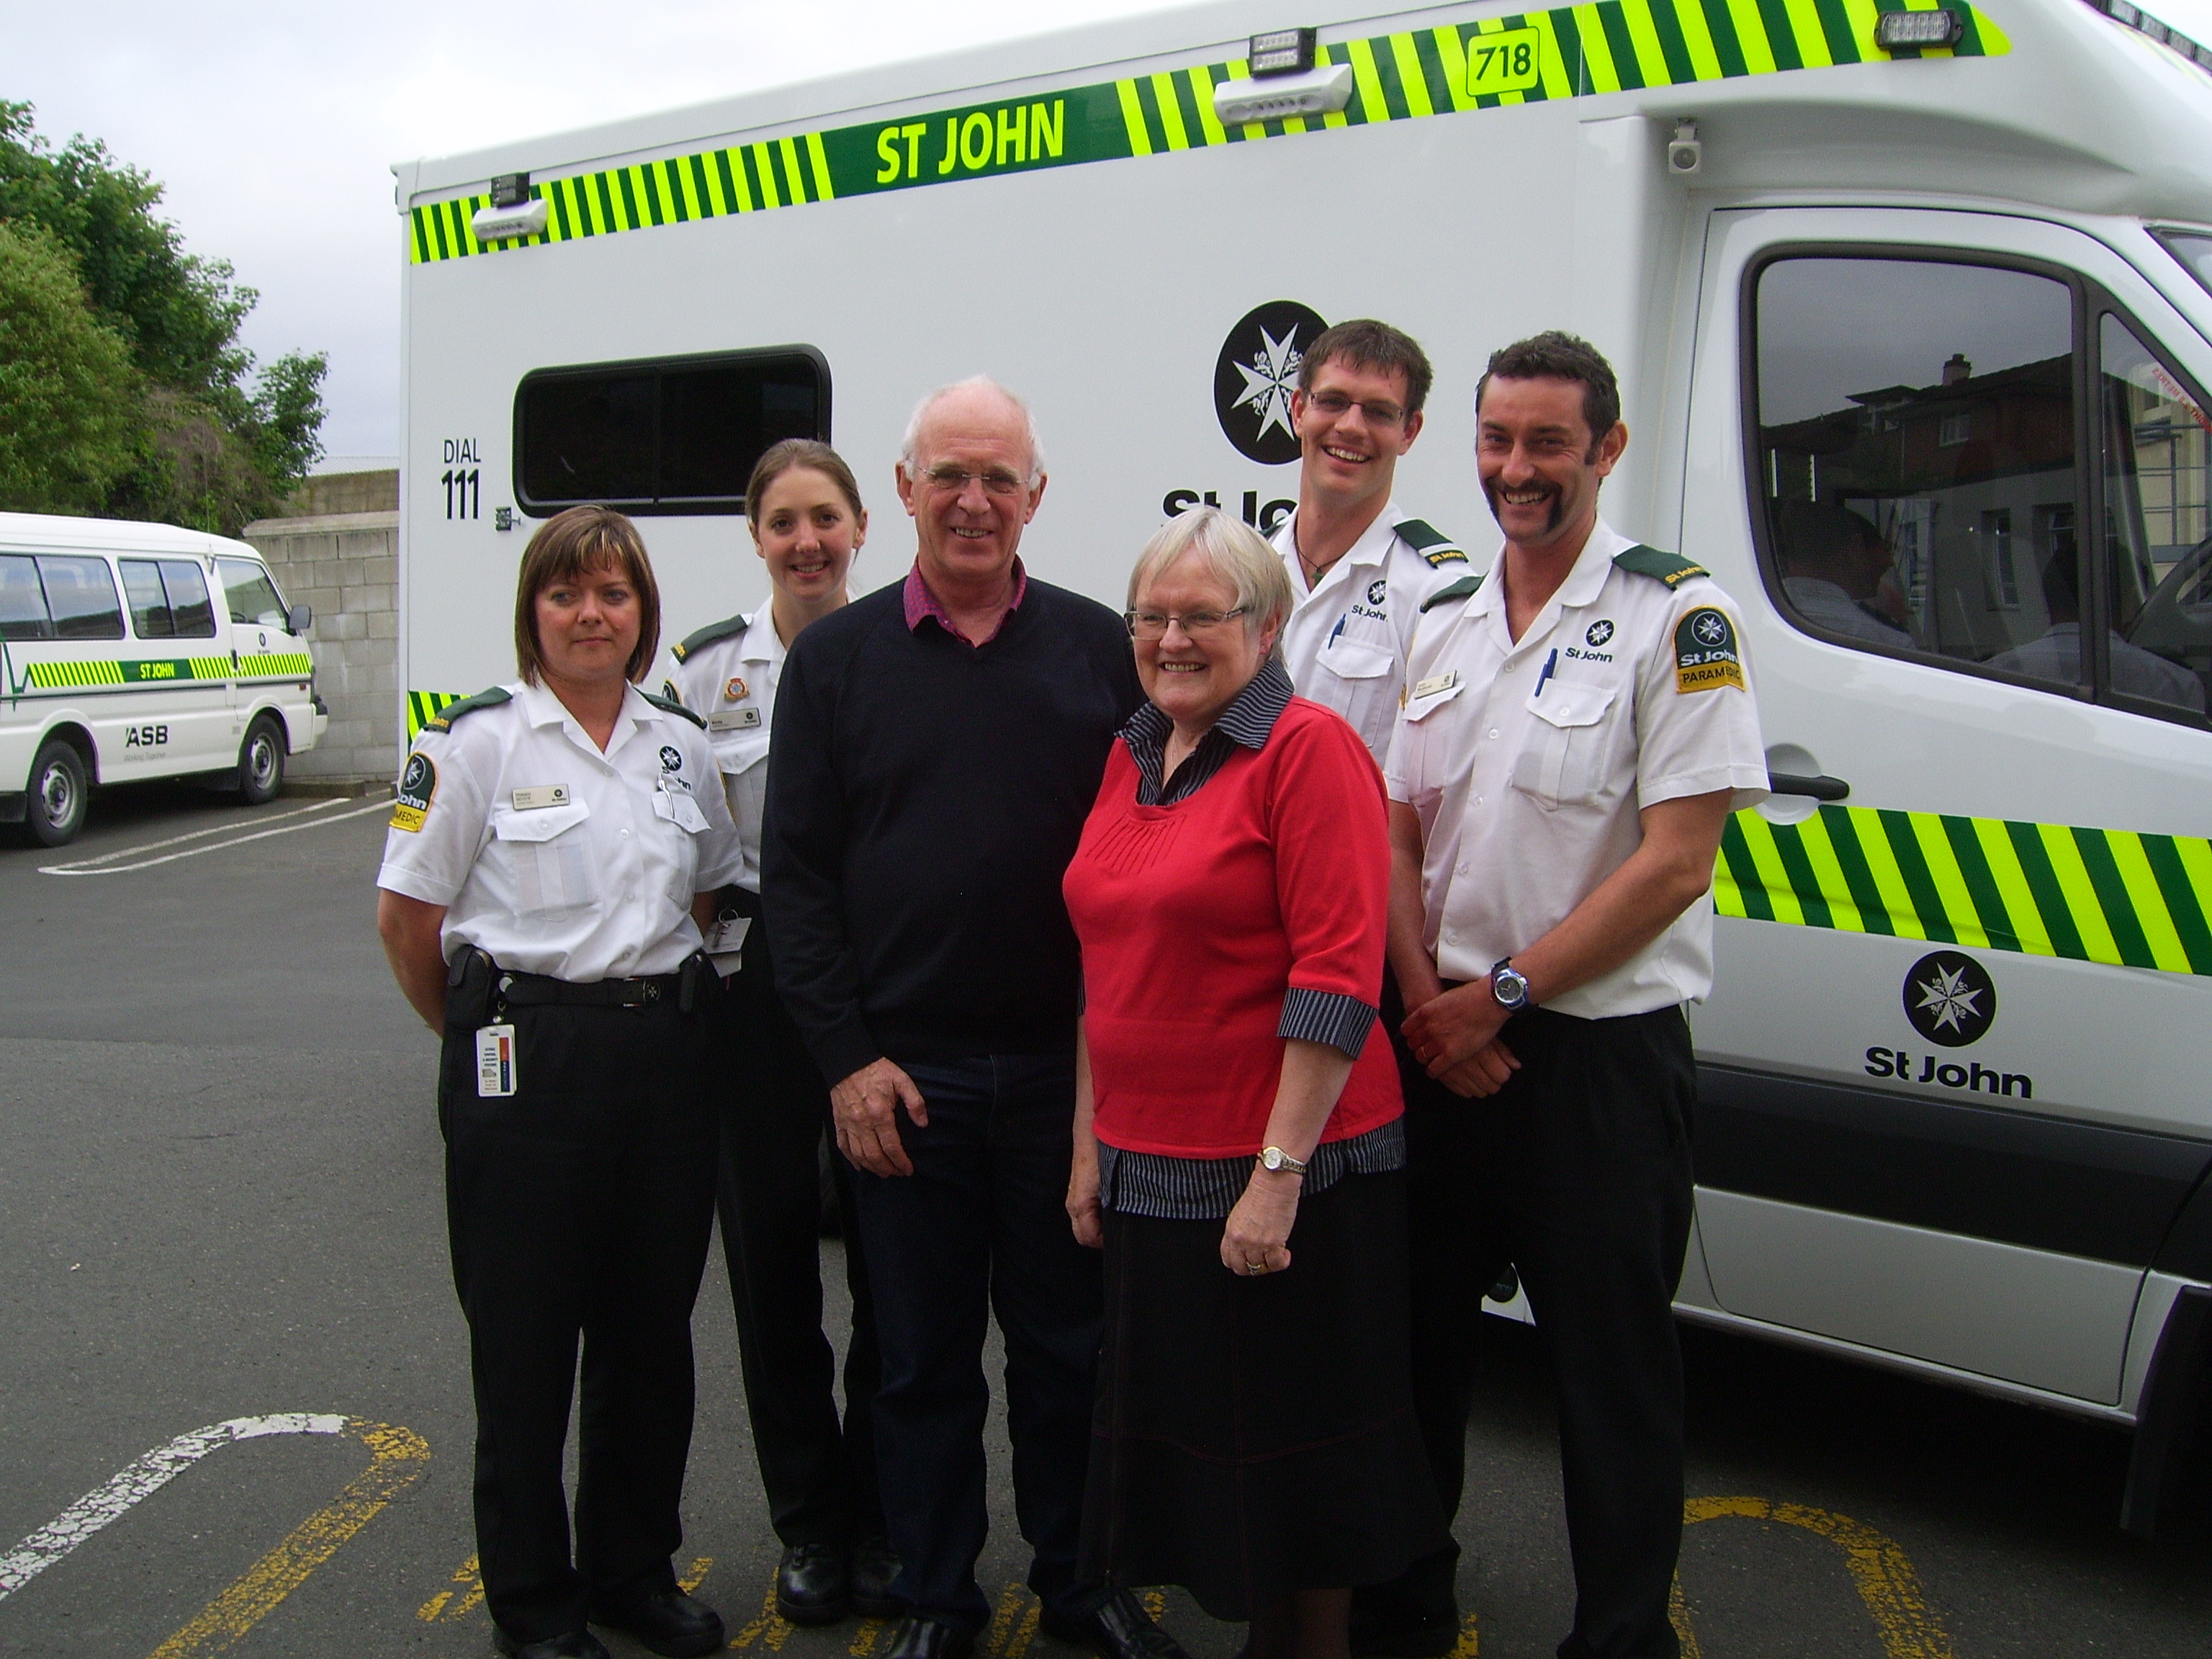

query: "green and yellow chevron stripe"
(407, 690), (464, 739)
(1718, 805), (2212, 976)
(409, 0), (2006, 264)
(17, 656), (238, 691)
(238, 652), (313, 679)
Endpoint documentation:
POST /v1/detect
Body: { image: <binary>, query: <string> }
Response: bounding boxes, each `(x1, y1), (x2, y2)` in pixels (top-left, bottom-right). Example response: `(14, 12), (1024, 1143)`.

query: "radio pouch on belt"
(446, 947), (498, 1030)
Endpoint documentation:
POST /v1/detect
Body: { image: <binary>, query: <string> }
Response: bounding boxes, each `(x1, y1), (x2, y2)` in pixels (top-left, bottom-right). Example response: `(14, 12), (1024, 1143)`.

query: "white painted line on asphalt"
(40, 799), (390, 876)
(40, 799), (344, 869)
(0, 1414), (346, 1601)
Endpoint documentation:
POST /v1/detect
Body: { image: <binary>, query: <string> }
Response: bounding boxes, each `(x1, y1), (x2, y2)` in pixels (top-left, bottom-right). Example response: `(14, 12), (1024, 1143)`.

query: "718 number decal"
(1466, 27), (1542, 95)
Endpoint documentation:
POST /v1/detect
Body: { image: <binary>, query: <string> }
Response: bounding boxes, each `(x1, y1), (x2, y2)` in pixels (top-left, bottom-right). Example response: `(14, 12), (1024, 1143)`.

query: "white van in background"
(0, 512), (327, 846)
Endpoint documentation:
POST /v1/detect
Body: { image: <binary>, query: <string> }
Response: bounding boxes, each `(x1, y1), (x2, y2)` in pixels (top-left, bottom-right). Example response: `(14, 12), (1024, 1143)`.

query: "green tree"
(0, 220), (142, 513)
(0, 101), (327, 531)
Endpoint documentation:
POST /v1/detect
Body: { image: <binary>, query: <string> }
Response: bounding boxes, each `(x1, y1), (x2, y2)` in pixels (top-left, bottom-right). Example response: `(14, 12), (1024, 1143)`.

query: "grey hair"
(1126, 506), (1295, 655)
(898, 375), (1046, 481)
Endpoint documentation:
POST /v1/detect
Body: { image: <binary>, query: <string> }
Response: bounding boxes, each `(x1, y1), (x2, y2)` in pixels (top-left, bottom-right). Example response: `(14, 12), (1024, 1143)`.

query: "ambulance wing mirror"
(287, 602), (313, 635)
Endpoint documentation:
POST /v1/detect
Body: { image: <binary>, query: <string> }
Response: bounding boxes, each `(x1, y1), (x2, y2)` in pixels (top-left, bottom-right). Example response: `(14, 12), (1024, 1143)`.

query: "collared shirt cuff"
(1278, 986), (1377, 1060)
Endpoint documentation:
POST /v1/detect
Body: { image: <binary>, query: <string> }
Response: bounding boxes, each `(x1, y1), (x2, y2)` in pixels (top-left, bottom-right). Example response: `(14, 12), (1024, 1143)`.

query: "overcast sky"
(1, 0), (1172, 464)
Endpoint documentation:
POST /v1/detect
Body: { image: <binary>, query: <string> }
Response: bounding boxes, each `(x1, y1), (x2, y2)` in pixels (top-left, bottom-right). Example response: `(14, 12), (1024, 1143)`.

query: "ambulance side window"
(0, 554), (55, 640)
(217, 557), (289, 629)
(516, 348), (829, 518)
(1752, 256), (2082, 685)
(120, 559), (175, 637)
(160, 560), (217, 638)
(34, 555), (125, 641)
(2095, 314), (2211, 716)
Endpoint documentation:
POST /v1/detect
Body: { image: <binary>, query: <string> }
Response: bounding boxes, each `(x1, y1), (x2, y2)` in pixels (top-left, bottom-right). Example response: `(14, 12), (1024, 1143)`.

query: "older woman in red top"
(1064, 507), (1441, 1659)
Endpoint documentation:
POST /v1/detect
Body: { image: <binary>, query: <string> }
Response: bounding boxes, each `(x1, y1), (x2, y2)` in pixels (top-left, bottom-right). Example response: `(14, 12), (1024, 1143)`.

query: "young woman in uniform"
(377, 505), (745, 1659)
(662, 441), (900, 1625)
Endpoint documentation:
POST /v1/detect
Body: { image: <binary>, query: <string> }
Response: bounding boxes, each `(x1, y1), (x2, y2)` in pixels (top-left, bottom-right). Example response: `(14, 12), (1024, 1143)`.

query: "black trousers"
(714, 917), (884, 1550)
(1362, 1004), (1696, 1659)
(845, 1044), (1103, 1634)
(440, 993), (719, 1645)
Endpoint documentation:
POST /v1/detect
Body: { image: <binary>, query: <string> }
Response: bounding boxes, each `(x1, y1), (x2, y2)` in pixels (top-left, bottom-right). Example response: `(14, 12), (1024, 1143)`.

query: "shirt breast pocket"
(1318, 637), (1393, 683)
(1511, 682), (1619, 809)
(490, 799), (600, 914)
(712, 728), (771, 780)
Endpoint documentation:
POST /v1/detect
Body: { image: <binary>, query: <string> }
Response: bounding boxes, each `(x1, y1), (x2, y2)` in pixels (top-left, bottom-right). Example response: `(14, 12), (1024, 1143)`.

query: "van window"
(35, 555), (125, 641)
(123, 558), (217, 639)
(1755, 258), (2080, 679)
(515, 349), (828, 516)
(2156, 230), (2212, 301)
(217, 557), (289, 629)
(120, 559), (173, 637)
(2098, 313), (2212, 713)
(0, 554), (52, 640)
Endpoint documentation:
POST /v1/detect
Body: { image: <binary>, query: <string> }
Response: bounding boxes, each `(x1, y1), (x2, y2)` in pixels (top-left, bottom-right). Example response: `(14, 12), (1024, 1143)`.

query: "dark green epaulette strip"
(643, 689), (708, 729)
(423, 686), (513, 733)
(1394, 517), (1469, 567)
(1613, 544), (1709, 588)
(670, 613), (752, 662)
(1420, 573), (1486, 612)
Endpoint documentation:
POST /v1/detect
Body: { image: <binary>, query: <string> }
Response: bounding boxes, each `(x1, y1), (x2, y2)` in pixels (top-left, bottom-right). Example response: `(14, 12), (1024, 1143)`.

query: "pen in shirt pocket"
(1534, 647), (1558, 697)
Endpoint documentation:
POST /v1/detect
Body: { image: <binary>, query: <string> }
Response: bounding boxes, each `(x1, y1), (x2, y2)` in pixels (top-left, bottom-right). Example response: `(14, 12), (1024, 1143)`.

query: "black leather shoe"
(493, 1631), (611, 1659)
(1041, 1588), (1192, 1659)
(850, 1534), (907, 1619)
(879, 1614), (976, 1659)
(776, 1540), (853, 1625)
(588, 1588), (725, 1658)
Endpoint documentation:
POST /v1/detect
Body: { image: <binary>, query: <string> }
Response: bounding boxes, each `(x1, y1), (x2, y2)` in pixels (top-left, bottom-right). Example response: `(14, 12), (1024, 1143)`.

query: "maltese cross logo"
(1901, 950), (1996, 1047)
(1693, 612), (1729, 647)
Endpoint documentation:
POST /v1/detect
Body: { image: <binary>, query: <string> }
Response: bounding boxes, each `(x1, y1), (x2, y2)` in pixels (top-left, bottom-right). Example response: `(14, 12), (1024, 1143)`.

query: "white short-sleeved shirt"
(1384, 519), (1770, 1018)
(662, 608), (786, 892)
(1270, 501), (1468, 765)
(377, 679), (746, 980)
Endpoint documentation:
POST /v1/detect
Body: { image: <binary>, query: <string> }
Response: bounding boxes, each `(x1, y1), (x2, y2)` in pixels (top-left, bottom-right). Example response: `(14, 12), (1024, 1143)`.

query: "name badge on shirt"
(477, 1024), (517, 1097)
(1412, 670), (1460, 699)
(707, 709), (763, 732)
(511, 784), (570, 811)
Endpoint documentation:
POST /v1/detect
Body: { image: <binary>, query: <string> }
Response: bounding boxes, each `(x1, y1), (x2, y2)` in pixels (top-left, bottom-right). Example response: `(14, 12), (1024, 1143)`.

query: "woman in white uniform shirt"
(377, 506), (745, 1659)
(662, 441), (898, 1625)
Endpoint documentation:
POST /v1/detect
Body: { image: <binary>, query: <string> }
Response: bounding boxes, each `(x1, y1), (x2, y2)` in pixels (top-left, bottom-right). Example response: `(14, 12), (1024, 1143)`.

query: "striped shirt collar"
(903, 557), (1028, 646)
(1120, 657), (1294, 806)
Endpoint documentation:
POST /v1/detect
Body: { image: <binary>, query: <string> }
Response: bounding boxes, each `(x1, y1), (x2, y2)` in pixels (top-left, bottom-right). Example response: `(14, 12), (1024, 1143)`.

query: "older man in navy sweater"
(763, 378), (1173, 1659)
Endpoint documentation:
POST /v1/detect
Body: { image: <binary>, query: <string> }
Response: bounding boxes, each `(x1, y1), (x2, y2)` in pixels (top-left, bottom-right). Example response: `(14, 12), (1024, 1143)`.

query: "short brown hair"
(513, 505), (661, 686)
(1477, 331), (1622, 455)
(1298, 318), (1434, 417)
(747, 439), (866, 526)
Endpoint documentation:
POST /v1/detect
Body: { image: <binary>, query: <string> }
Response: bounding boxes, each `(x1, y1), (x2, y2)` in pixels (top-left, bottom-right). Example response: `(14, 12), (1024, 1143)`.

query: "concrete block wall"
(243, 469), (400, 786)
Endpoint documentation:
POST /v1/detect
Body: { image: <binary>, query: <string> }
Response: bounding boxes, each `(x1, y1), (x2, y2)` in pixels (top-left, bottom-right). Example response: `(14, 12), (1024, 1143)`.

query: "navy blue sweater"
(761, 575), (1143, 1083)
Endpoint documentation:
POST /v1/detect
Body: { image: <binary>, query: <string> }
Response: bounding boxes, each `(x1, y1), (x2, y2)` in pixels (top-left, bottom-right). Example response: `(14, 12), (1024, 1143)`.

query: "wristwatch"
(1256, 1146), (1309, 1176)
(1491, 958), (1533, 1012)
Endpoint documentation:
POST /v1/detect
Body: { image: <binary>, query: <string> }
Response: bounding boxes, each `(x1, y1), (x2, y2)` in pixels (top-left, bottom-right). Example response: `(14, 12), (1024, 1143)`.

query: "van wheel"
(236, 714), (285, 805)
(27, 739), (88, 848)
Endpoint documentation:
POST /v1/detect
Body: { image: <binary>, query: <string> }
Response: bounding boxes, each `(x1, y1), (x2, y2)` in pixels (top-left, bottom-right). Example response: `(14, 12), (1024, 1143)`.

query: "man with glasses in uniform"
(763, 377), (1179, 1659)
(1268, 318), (1470, 767)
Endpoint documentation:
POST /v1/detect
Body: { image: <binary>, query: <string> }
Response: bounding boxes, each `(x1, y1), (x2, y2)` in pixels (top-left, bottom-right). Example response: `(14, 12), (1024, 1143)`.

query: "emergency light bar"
(472, 197), (550, 242)
(2080, 0), (2212, 68)
(1873, 6), (1966, 47)
(1214, 60), (1354, 125)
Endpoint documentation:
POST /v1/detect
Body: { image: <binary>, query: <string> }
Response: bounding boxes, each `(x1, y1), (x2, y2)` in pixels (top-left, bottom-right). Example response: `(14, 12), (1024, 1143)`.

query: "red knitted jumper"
(1064, 696), (1403, 1159)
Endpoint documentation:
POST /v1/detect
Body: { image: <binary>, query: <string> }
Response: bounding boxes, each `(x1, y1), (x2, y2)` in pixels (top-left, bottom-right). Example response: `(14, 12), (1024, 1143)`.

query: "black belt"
(493, 954), (711, 1014)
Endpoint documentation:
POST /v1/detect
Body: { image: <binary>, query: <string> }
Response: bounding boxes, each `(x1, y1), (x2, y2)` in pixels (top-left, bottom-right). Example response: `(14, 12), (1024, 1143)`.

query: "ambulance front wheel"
(236, 714), (285, 806)
(27, 738), (88, 848)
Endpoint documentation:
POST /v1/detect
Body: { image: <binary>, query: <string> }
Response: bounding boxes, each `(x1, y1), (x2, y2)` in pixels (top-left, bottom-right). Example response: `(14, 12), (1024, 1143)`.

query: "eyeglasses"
(1304, 390), (1408, 428)
(920, 464), (1028, 497)
(1124, 607), (1249, 640)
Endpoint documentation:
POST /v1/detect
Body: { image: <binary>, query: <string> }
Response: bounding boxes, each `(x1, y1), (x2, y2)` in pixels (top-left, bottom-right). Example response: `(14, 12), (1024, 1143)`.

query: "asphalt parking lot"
(2, 782), (2211, 1658)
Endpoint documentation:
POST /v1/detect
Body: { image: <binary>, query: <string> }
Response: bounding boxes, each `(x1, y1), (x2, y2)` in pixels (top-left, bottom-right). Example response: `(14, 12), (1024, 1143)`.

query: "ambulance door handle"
(1766, 771), (1850, 801)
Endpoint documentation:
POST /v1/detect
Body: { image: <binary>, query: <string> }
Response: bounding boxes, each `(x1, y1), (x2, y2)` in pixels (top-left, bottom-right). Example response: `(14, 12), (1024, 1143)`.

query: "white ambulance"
(393, 0), (2212, 1528)
(0, 512), (325, 845)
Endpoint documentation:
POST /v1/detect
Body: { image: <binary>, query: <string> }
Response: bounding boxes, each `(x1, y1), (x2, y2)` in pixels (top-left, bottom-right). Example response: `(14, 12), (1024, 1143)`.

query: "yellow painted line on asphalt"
(145, 1419), (431, 1658)
(1669, 1571), (1700, 1658)
(1681, 1496), (1956, 1658)
(680, 1554), (714, 1593)
(729, 1577), (799, 1650)
(1449, 1610), (1479, 1655)
(415, 1552), (480, 1622)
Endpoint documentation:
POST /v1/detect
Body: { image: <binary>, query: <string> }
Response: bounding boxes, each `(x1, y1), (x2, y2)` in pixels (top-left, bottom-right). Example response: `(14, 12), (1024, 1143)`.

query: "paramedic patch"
(1673, 608), (1745, 693)
(391, 752), (437, 832)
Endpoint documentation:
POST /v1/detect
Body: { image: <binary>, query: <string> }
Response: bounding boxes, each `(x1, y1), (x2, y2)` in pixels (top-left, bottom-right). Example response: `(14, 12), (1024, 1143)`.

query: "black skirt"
(1078, 1169), (1445, 1621)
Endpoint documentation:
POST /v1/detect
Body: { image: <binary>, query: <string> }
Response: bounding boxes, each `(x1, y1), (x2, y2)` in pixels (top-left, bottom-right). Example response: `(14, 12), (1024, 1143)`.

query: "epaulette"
(1419, 573), (1485, 613)
(1394, 517), (1469, 568)
(670, 613), (752, 663)
(423, 686), (512, 733)
(1612, 544), (1709, 588)
(642, 689), (708, 729)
